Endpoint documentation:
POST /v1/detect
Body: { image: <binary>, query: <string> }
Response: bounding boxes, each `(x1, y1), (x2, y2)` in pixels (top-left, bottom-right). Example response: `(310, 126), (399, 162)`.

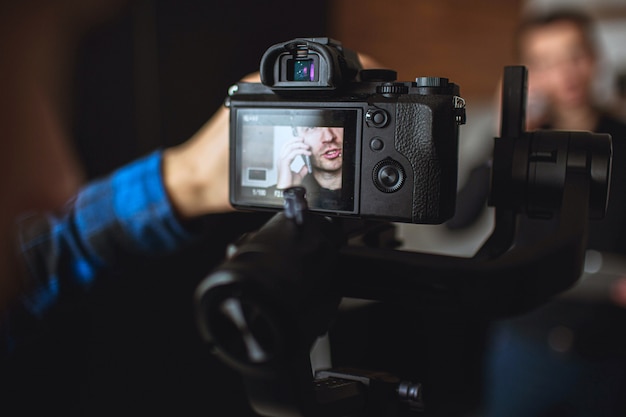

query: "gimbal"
(194, 66), (612, 416)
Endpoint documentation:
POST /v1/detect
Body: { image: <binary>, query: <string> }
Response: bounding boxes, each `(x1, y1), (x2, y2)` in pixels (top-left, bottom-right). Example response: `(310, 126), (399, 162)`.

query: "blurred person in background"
(482, 8), (626, 417)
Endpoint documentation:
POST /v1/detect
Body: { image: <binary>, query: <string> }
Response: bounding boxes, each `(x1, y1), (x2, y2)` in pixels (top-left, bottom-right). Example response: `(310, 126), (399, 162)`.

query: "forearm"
(2, 151), (195, 355)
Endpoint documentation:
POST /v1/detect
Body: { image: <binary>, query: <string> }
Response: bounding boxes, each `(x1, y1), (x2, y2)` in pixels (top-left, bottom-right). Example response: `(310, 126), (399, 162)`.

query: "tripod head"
(194, 66), (612, 416)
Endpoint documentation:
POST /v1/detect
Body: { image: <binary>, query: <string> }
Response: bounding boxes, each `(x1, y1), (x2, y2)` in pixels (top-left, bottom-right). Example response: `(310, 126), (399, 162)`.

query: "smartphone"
(290, 154), (313, 174)
(302, 154), (313, 173)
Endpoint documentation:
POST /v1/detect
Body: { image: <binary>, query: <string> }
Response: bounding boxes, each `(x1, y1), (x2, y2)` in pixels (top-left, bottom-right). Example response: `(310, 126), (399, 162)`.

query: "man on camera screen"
(275, 125), (345, 210)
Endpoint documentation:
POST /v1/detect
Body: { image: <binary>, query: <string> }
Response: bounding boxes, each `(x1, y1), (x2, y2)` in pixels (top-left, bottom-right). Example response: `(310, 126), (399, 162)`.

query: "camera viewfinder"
(288, 58), (317, 81)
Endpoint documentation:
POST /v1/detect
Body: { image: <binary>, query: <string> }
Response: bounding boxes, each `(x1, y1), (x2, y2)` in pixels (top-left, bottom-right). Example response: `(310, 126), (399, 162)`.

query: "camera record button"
(366, 108), (389, 128)
(373, 159), (405, 193)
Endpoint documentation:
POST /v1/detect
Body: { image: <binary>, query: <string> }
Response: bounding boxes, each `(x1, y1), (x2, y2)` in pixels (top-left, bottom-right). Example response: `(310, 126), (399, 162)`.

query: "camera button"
(370, 137), (384, 151)
(373, 159), (405, 193)
(366, 109), (389, 128)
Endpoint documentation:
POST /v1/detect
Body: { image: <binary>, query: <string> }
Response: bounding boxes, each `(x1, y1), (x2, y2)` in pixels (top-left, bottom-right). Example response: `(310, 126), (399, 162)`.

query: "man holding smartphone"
(275, 125), (345, 209)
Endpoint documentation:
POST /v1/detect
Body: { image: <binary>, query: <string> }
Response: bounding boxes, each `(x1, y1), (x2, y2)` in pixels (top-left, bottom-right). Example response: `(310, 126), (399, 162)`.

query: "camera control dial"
(378, 82), (409, 97)
(415, 77), (449, 88)
(373, 158), (405, 193)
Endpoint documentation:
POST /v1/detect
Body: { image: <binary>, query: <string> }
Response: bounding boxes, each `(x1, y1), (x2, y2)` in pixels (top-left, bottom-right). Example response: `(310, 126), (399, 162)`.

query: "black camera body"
(201, 51), (614, 417)
(228, 38), (466, 224)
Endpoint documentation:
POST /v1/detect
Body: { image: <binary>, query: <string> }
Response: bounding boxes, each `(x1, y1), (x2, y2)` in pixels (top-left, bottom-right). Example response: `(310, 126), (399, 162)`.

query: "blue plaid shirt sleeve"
(2, 150), (195, 355)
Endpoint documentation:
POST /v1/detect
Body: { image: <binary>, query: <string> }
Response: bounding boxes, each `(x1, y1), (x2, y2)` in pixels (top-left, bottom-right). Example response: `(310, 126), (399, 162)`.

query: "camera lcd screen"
(233, 108), (358, 213)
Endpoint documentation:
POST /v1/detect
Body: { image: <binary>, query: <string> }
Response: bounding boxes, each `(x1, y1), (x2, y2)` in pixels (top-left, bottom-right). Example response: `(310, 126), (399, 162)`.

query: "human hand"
(161, 51), (386, 219)
(161, 72), (263, 219)
(162, 106), (232, 219)
(276, 137), (311, 189)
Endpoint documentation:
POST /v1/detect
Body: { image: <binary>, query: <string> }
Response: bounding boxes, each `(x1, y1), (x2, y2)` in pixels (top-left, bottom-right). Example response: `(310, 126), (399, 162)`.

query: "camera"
(200, 54), (613, 416)
(227, 37), (466, 224)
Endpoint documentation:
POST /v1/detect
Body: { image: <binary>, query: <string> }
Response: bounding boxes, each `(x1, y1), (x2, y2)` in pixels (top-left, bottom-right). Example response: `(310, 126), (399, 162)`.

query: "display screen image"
(233, 108), (358, 213)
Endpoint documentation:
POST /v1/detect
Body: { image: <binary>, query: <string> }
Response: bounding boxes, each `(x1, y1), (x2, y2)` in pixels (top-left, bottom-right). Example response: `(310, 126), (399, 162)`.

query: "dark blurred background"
(3, 0), (626, 416)
(4, 1), (328, 415)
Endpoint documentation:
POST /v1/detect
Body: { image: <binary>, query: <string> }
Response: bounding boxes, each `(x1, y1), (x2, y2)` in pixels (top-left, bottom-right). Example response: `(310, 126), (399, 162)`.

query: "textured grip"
(395, 101), (440, 222)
